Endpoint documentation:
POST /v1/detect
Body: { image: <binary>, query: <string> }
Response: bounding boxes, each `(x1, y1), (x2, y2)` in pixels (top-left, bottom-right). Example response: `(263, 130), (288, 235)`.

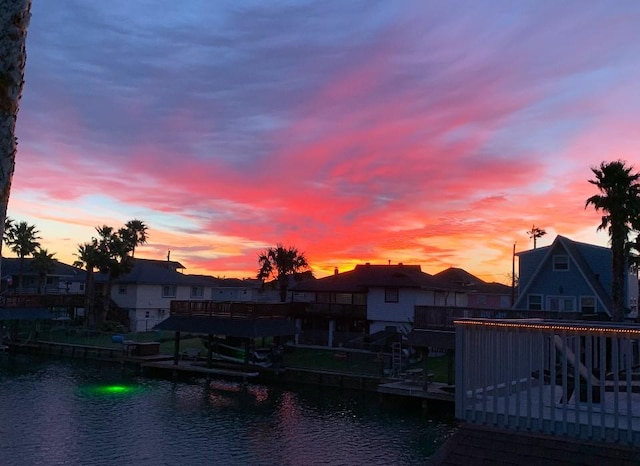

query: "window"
(79, 283), (85, 292)
(145, 311), (150, 318)
(162, 285), (177, 298)
(500, 296), (511, 308)
(553, 255), (569, 271)
(580, 296), (596, 314)
(548, 296), (575, 312)
(528, 294), (542, 310)
(118, 285), (127, 295)
(385, 287), (399, 303)
(335, 293), (352, 304)
(191, 286), (204, 298)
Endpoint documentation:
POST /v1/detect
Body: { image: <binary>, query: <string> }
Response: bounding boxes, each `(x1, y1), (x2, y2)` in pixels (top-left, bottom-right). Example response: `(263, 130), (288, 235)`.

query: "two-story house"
(1, 256), (84, 294)
(290, 263), (466, 346)
(97, 258), (221, 331)
(513, 235), (639, 318)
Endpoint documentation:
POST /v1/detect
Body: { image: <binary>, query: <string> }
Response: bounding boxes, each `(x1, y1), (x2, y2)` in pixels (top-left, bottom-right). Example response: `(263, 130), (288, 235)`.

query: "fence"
(455, 318), (640, 445)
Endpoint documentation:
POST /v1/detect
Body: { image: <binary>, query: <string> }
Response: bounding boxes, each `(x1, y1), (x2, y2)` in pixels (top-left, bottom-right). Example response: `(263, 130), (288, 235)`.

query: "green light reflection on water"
(79, 383), (147, 397)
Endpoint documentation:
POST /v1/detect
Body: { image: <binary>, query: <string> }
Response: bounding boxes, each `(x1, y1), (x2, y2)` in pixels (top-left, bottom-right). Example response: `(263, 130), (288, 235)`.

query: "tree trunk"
(0, 1), (32, 281)
(611, 233), (625, 322)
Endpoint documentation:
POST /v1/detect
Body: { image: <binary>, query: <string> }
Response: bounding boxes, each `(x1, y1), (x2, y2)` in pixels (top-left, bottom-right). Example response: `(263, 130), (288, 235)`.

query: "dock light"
(79, 383), (144, 397)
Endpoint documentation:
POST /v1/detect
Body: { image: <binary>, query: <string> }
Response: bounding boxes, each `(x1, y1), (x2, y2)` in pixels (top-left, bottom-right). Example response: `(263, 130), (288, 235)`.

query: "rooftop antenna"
(167, 250), (171, 261)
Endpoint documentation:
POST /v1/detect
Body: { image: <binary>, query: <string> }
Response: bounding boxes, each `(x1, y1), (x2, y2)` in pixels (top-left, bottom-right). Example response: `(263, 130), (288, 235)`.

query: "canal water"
(0, 355), (454, 466)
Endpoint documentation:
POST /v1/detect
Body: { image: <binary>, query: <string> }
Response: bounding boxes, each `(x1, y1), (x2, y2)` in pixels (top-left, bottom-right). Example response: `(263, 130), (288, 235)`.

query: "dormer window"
(553, 255), (569, 271)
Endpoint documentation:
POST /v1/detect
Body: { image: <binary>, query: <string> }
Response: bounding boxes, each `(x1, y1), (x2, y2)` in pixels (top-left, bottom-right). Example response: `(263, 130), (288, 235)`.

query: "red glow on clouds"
(8, 1), (640, 284)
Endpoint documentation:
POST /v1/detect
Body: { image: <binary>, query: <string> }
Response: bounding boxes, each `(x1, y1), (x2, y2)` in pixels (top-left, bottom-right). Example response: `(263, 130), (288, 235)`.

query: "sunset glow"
(10, 1), (640, 284)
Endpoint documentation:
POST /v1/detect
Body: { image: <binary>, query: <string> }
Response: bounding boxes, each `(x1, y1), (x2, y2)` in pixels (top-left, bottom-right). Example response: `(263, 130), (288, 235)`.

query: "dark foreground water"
(0, 354), (454, 466)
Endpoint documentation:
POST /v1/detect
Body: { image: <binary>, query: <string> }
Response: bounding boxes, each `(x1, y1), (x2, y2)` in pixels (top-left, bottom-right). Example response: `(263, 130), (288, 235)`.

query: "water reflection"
(0, 355), (453, 466)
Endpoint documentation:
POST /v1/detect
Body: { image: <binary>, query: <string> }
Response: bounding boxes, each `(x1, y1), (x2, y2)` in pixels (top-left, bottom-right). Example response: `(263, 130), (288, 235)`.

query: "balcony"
(169, 300), (291, 319)
(415, 306), (584, 330)
(455, 319), (640, 445)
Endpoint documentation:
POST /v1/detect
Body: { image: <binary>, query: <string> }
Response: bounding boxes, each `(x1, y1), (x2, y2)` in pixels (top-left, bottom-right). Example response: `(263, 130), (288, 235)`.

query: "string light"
(454, 319), (640, 336)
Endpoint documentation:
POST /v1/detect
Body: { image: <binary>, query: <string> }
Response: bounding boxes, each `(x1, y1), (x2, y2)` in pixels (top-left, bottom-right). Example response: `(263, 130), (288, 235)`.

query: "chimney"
(334, 267), (339, 275)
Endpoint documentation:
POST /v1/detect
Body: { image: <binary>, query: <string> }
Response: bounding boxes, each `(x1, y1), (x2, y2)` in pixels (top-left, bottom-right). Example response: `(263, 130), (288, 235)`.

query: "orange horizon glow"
(7, 2), (638, 286)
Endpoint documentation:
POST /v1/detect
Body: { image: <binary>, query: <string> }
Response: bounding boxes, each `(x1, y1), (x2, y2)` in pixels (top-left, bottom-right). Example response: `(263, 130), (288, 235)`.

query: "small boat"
(201, 338), (272, 367)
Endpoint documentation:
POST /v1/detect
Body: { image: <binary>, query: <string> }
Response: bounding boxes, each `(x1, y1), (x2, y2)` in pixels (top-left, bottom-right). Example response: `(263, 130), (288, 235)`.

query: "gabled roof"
(291, 263), (457, 293)
(433, 267), (511, 295)
(514, 235), (612, 314)
(98, 258), (218, 287)
(1, 256), (82, 278)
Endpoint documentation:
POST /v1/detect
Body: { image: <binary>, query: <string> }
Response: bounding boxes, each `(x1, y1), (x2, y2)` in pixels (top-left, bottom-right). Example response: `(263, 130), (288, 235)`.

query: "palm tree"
(527, 225), (547, 249)
(30, 248), (56, 293)
(586, 160), (640, 321)
(6, 220), (40, 293)
(124, 219), (148, 257)
(0, 2), (32, 282)
(257, 244), (310, 302)
(75, 240), (101, 327)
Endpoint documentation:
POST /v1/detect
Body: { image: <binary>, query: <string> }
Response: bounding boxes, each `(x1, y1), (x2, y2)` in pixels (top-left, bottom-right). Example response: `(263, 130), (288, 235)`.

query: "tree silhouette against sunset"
(586, 160), (640, 321)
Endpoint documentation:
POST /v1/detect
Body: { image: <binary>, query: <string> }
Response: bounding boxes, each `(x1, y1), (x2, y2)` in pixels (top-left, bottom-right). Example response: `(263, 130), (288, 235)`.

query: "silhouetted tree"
(0, 2), (32, 283)
(586, 160), (640, 321)
(123, 219), (148, 258)
(30, 248), (56, 293)
(6, 220), (40, 292)
(74, 241), (101, 327)
(257, 244), (310, 302)
(527, 224), (547, 249)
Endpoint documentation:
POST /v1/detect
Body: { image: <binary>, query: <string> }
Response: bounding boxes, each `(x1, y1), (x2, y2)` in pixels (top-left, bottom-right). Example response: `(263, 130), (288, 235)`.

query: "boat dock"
(141, 359), (260, 381)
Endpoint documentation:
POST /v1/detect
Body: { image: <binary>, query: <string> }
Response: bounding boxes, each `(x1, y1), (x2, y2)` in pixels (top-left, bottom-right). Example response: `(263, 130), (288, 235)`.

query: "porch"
(455, 319), (640, 445)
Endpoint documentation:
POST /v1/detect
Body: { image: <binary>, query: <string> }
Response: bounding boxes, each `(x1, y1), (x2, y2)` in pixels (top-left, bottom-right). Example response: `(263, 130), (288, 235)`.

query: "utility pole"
(511, 242), (516, 307)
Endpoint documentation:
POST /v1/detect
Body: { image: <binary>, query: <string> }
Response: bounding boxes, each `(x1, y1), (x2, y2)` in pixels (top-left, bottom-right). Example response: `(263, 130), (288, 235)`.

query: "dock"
(141, 359), (259, 380)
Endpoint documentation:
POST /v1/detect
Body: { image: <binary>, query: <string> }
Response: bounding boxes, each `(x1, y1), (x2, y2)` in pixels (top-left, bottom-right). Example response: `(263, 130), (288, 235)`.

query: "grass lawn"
(42, 328), (453, 383)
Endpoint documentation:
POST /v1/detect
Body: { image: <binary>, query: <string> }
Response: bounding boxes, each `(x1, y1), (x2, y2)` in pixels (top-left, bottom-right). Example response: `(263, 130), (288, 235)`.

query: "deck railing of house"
(170, 300), (291, 319)
(0, 294), (85, 309)
(455, 318), (640, 445)
(290, 302), (367, 320)
(415, 306), (584, 329)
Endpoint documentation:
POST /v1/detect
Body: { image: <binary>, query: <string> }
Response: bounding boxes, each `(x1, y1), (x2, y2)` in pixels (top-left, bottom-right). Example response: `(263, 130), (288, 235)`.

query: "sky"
(9, 0), (640, 284)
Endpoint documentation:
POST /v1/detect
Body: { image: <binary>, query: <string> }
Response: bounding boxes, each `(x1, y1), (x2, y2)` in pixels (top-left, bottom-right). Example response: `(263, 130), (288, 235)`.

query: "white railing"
(455, 319), (640, 445)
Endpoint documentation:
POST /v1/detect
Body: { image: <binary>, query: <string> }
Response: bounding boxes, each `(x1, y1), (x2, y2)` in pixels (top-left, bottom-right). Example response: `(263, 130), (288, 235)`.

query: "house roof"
(291, 264), (457, 293)
(155, 315), (299, 338)
(97, 258), (219, 287)
(433, 267), (511, 295)
(1, 256), (82, 279)
(514, 235), (612, 314)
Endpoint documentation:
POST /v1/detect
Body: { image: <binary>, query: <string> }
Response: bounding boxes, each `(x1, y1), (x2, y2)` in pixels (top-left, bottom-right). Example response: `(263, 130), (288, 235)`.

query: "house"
(433, 267), (513, 309)
(1, 256), (84, 294)
(513, 235), (639, 318)
(290, 263), (466, 346)
(97, 258), (222, 331)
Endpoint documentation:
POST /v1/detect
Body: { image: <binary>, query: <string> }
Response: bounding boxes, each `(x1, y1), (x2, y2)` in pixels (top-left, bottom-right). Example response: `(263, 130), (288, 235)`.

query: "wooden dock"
(141, 359), (260, 380)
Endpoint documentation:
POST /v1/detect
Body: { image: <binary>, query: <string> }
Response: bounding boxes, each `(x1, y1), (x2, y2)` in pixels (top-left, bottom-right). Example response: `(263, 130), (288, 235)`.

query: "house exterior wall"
(468, 294), (511, 309)
(517, 254), (602, 312)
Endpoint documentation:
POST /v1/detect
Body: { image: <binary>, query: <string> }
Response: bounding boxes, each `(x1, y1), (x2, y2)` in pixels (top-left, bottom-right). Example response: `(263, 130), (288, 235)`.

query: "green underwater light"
(79, 383), (146, 397)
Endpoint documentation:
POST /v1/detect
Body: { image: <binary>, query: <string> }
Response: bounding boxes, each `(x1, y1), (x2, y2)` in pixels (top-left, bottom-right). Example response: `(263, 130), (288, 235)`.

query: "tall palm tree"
(124, 219), (148, 258)
(6, 220), (40, 293)
(586, 160), (640, 321)
(30, 248), (56, 293)
(257, 244), (310, 302)
(0, 1), (32, 282)
(75, 240), (101, 327)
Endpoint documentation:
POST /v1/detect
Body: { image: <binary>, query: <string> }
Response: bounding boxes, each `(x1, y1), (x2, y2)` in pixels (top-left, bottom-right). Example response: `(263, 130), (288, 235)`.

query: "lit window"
(385, 288), (399, 303)
(553, 255), (569, 271)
